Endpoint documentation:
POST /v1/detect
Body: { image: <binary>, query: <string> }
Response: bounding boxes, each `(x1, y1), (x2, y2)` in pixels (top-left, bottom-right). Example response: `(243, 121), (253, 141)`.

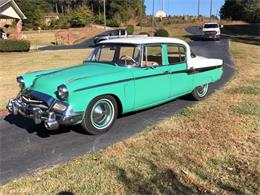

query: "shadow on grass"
(109, 157), (200, 194)
(57, 192), (74, 195)
(221, 24), (260, 46)
(222, 24), (259, 36)
(223, 35), (260, 46)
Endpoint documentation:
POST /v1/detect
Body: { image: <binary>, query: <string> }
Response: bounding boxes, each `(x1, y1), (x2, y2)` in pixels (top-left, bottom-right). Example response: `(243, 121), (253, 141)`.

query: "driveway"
(0, 26), (234, 185)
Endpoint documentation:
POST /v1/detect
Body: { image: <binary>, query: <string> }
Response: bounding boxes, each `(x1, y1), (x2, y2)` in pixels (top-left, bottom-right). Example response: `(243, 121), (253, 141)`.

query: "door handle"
(164, 71), (170, 74)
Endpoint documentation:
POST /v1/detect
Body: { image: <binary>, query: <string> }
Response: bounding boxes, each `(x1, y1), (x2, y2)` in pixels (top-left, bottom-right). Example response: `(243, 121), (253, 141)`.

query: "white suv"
(201, 23), (223, 40)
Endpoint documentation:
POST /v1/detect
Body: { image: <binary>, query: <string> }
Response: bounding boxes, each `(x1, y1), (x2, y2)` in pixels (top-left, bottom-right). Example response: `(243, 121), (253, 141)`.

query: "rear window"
(142, 45), (162, 67)
(167, 45), (186, 64)
(204, 24), (218, 28)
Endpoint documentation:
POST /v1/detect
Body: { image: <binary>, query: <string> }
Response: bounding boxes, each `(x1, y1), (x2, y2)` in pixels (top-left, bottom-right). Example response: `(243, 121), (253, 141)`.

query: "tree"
(220, 0), (260, 23)
(68, 6), (93, 27)
(16, 0), (44, 29)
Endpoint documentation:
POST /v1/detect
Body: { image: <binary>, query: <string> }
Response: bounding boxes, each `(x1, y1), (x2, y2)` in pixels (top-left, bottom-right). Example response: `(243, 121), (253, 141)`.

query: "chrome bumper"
(202, 34), (219, 39)
(7, 92), (83, 130)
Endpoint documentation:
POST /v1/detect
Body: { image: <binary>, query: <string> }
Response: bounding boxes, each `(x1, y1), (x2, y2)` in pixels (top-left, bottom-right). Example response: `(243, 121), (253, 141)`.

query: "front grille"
(204, 31), (217, 35)
(20, 95), (49, 110)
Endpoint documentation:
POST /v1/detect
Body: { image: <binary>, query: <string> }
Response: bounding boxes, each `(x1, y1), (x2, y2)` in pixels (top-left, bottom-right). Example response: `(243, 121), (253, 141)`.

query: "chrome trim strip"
(73, 65), (223, 92)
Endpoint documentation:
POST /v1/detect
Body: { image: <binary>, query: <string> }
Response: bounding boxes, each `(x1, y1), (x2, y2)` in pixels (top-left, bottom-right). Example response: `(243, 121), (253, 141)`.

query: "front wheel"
(81, 95), (118, 135)
(191, 84), (209, 101)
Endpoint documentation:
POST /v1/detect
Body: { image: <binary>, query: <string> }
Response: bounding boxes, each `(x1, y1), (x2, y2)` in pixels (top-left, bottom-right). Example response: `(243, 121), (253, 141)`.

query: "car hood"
(28, 62), (126, 96)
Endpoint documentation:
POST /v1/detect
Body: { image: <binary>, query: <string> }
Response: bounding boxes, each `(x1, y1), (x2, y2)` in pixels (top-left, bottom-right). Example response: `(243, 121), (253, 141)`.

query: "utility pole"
(98, 0), (101, 20)
(152, 0), (154, 35)
(140, 0), (143, 30)
(126, 0), (128, 25)
(210, 0), (213, 19)
(103, 0), (106, 29)
(197, 0), (200, 17)
(161, 0), (164, 10)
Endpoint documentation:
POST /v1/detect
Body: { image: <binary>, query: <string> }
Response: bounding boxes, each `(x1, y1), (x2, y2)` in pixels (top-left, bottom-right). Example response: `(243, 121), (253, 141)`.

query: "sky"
(145, 0), (225, 17)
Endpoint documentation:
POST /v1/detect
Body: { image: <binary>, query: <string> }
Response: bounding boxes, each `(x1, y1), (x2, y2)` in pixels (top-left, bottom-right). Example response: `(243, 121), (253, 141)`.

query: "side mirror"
(220, 25), (224, 28)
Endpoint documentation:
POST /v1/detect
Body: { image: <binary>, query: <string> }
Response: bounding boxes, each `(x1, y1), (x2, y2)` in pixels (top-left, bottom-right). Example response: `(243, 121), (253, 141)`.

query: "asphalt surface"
(0, 26), (234, 185)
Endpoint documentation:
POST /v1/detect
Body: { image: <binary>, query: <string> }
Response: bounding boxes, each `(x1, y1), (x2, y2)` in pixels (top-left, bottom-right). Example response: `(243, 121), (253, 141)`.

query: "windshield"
(87, 44), (141, 67)
(204, 24), (218, 28)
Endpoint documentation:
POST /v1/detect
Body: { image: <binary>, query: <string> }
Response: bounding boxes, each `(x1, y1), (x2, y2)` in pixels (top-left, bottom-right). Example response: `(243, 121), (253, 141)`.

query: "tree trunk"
(55, 3), (58, 14)
(61, 4), (64, 15)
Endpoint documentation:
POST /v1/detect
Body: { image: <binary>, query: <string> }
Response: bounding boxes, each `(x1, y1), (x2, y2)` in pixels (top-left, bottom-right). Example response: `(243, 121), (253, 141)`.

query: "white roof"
(101, 37), (189, 47)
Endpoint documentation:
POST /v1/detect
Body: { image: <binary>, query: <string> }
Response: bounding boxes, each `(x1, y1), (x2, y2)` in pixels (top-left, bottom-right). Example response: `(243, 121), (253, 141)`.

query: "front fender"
(68, 80), (135, 114)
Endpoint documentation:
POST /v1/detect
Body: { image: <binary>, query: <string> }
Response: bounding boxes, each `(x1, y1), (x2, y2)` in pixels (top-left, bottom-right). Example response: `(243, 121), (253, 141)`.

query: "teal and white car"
(7, 37), (223, 134)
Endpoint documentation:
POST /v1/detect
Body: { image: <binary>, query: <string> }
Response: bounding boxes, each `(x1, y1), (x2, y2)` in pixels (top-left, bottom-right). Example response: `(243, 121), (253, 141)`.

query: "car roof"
(101, 37), (189, 47)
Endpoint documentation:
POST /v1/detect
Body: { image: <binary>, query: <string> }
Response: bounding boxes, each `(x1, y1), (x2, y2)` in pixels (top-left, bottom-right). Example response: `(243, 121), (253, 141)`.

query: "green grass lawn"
(134, 23), (190, 41)
(24, 30), (56, 46)
(23, 27), (105, 47)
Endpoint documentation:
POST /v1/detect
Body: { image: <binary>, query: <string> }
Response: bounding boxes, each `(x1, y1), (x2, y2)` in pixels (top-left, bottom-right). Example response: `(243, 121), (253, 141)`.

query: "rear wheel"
(191, 84), (209, 101)
(81, 95), (118, 135)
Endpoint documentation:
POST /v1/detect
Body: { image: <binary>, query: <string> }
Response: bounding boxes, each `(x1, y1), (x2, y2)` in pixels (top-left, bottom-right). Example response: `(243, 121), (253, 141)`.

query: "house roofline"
(0, 0), (27, 19)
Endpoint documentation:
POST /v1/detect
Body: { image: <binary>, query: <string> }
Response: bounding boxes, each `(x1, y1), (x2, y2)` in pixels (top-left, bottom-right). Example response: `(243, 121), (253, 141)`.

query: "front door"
(131, 44), (171, 109)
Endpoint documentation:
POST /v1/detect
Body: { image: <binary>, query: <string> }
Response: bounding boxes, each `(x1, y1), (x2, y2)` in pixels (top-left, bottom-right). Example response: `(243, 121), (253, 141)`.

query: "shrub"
(68, 6), (93, 27)
(106, 19), (120, 27)
(126, 25), (134, 35)
(154, 28), (169, 37)
(0, 40), (30, 52)
(139, 32), (150, 36)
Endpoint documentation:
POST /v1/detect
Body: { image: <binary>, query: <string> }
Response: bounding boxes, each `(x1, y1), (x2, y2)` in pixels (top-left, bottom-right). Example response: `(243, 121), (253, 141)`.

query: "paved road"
(0, 27), (234, 185)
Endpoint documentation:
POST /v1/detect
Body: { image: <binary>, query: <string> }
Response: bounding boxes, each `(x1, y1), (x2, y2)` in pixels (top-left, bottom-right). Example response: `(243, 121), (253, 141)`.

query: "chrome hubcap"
(197, 84), (208, 97)
(90, 99), (114, 129)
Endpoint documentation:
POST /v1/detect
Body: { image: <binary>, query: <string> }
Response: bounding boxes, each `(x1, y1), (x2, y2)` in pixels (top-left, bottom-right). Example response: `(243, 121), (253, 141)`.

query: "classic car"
(7, 37), (223, 134)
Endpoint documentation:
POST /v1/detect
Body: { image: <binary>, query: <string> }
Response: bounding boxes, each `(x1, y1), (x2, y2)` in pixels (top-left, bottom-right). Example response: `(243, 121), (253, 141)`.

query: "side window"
(142, 45), (162, 67)
(96, 46), (116, 61)
(114, 30), (119, 36)
(167, 45), (186, 64)
(121, 30), (126, 36)
(118, 46), (140, 66)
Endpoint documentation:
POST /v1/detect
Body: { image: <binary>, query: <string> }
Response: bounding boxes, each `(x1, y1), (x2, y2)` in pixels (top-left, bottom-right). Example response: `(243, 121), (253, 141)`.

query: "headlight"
(52, 102), (67, 111)
(57, 84), (69, 100)
(16, 76), (25, 90)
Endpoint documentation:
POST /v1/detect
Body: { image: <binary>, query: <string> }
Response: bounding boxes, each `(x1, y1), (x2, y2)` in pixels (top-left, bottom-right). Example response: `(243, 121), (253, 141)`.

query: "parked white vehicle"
(94, 29), (147, 44)
(201, 23), (223, 40)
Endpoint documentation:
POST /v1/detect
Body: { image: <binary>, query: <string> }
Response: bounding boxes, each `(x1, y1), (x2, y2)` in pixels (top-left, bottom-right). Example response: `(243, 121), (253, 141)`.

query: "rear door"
(166, 44), (193, 97)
